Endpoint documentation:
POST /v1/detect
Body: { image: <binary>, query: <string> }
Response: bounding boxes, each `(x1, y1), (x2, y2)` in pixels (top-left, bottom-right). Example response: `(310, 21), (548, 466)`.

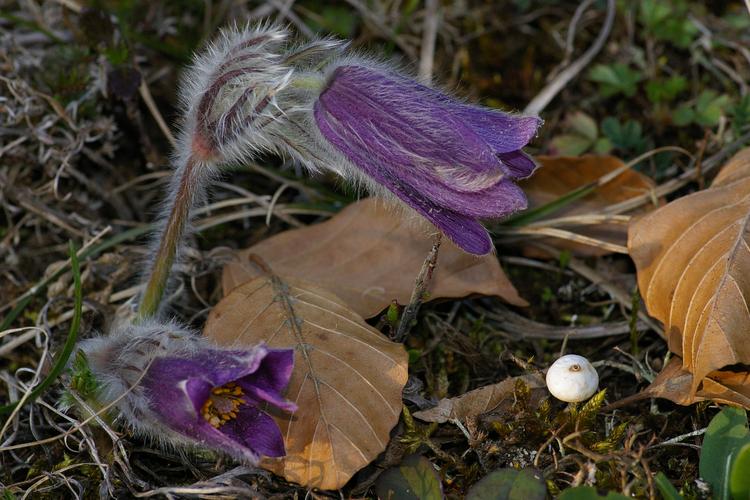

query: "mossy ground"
(1, 1), (748, 497)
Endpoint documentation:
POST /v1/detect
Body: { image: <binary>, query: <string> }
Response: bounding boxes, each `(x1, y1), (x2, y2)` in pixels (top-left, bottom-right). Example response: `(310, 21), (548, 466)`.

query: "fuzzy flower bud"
(75, 320), (296, 462)
(178, 23), (343, 166)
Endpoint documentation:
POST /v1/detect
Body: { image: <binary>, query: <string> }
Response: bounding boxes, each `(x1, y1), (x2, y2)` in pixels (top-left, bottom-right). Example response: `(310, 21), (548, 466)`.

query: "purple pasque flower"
(149, 26), (541, 320)
(174, 26), (540, 256)
(312, 65), (541, 255)
(76, 320), (296, 463)
(141, 346), (295, 461)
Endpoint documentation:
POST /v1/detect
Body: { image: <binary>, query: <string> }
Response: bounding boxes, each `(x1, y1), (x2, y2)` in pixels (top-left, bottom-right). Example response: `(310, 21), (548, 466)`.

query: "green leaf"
(568, 112), (599, 141)
(68, 350), (100, 399)
(103, 44), (130, 66)
(731, 95), (750, 133)
(601, 117), (647, 154)
(588, 64), (643, 98)
(694, 91), (731, 127)
(646, 75), (688, 103)
(730, 442), (750, 500)
(387, 301), (400, 324)
(723, 12), (750, 30)
(502, 182), (596, 227)
(655, 472), (683, 500)
(1, 490), (18, 500)
(592, 137), (614, 154)
(558, 486), (630, 499)
(466, 468), (546, 500)
(700, 407), (750, 500)
(639, 0), (698, 48)
(672, 105), (695, 126)
(551, 134), (594, 156)
(306, 6), (359, 37)
(639, 0), (671, 31)
(375, 455), (444, 500)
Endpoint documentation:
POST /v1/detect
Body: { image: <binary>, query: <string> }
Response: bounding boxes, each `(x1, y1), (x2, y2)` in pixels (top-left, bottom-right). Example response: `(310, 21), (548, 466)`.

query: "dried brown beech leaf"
(629, 148), (750, 396)
(413, 373), (546, 423)
(204, 268), (408, 490)
(519, 155), (656, 257)
(222, 198), (526, 318)
(635, 357), (750, 409)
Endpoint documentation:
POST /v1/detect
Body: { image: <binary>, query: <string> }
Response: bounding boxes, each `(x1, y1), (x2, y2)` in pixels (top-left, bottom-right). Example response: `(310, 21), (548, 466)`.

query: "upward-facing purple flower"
(75, 320), (296, 463)
(312, 65), (541, 255)
(141, 346), (295, 461)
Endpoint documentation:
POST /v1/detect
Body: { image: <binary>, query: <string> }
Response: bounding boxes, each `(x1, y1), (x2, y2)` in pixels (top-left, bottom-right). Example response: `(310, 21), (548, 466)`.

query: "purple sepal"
(142, 346), (296, 462)
(314, 65), (541, 254)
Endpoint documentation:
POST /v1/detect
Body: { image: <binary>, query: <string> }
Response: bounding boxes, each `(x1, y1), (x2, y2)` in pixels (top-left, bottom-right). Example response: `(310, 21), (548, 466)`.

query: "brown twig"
(394, 233), (442, 341)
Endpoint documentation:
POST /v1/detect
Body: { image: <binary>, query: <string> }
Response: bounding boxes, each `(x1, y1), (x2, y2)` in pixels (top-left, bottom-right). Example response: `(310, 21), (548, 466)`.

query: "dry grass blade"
(629, 148), (750, 396)
(204, 263), (408, 490)
(517, 155), (657, 257)
(222, 198), (526, 318)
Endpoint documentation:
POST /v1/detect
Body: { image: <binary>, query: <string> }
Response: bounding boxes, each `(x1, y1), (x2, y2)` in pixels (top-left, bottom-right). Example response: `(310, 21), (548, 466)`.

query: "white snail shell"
(545, 354), (599, 403)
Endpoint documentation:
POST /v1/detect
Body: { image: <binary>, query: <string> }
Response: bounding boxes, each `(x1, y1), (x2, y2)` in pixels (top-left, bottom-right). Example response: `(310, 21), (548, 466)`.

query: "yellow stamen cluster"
(201, 382), (245, 428)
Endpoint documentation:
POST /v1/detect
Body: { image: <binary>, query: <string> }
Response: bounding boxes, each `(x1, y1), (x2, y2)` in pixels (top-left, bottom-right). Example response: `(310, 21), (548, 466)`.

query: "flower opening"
(76, 320), (296, 463)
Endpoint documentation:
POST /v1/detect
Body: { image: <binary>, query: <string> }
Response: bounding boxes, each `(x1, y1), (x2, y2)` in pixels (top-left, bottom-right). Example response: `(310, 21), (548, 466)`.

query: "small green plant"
(699, 406), (750, 500)
(375, 455), (444, 500)
(557, 486), (629, 499)
(588, 63), (643, 98)
(646, 75), (688, 104)
(673, 90), (731, 127)
(638, 0), (699, 49)
(655, 472), (683, 500)
(551, 112), (613, 155)
(60, 350), (101, 410)
(601, 117), (648, 155)
(466, 468), (546, 500)
(731, 95), (750, 134)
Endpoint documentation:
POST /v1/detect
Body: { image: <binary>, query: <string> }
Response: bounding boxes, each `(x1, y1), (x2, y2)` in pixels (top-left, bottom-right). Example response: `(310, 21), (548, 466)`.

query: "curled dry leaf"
(413, 373), (546, 423)
(629, 148), (750, 398)
(634, 357), (750, 409)
(204, 265), (408, 490)
(222, 198), (526, 319)
(519, 155), (656, 257)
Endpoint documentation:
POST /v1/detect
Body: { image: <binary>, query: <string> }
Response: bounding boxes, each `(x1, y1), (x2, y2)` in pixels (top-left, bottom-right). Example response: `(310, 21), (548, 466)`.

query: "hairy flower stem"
(138, 156), (205, 320)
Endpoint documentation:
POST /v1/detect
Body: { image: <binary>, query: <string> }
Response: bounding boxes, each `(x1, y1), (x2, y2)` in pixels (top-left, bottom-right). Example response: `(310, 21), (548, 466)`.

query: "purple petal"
(143, 358), (261, 462)
(147, 347), (268, 388)
(455, 109), (541, 155)
(497, 150), (538, 179)
(238, 349), (297, 412)
(319, 66), (504, 179)
(220, 406), (286, 457)
(314, 89), (528, 218)
(355, 160), (495, 253)
(324, 65), (540, 154)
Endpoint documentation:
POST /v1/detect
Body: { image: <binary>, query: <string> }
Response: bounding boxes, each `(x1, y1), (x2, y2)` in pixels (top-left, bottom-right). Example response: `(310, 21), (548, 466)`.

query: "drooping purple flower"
(75, 320), (296, 463)
(312, 65), (541, 255)
(168, 26), (540, 259)
(141, 25), (542, 319)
